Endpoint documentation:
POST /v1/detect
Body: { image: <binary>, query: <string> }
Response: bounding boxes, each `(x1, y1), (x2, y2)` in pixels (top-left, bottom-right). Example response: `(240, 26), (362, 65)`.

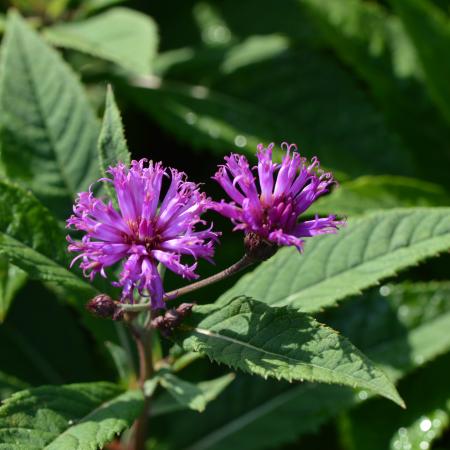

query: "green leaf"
(219, 208), (450, 313)
(176, 297), (404, 407)
(45, 7), (158, 75)
(0, 382), (143, 449)
(105, 341), (135, 385)
(0, 179), (95, 296)
(309, 176), (449, 217)
(153, 373), (235, 416)
(0, 257), (27, 322)
(390, 0), (450, 124)
(300, 0), (450, 187)
(165, 282), (450, 450)
(0, 11), (100, 217)
(98, 86), (131, 201)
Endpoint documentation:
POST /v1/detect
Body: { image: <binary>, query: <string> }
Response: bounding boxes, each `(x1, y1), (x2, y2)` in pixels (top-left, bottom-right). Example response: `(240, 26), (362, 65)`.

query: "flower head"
(212, 143), (343, 251)
(67, 159), (219, 309)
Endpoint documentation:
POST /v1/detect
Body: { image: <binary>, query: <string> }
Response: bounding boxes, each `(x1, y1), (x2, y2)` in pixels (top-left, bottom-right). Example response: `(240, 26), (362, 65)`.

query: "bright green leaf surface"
(0, 11), (100, 217)
(0, 382), (143, 449)
(219, 208), (450, 312)
(176, 297), (404, 407)
(166, 282), (450, 450)
(45, 7), (158, 75)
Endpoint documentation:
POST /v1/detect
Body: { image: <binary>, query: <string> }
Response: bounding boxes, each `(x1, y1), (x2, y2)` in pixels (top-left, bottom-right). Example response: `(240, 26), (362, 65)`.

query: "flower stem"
(126, 316), (153, 450)
(120, 255), (255, 313)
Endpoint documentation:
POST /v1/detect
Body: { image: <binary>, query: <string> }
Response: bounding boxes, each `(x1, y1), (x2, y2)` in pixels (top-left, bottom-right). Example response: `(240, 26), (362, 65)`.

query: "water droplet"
(414, 354), (424, 365)
(398, 428), (408, 437)
(419, 442), (429, 450)
(358, 390), (368, 400)
(398, 305), (410, 318)
(208, 128), (219, 138)
(68, 420), (74, 425)
(432, 418), (441, 427)
(393, 440), (402, 450)
(185, 112), (197, 125)
(380, 285), (391, 296)
(420, 418), (432, 432)
(234, 135), (247, 148)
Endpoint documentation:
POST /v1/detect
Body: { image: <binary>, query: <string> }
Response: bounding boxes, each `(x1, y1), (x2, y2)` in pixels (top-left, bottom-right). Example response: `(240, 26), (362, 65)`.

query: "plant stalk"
(119, 255), (255, 313)
(127, 317), (153, 450)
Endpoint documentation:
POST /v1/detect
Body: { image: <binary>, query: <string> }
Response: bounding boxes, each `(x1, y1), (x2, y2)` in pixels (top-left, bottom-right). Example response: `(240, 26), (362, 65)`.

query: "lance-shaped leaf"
(166, 282), (450, 450)
(0, 179), (95, 296)
(0, 11), (99, 217)
(98, 86), (131, 202)
(219, 208), (450, 312)
(175, 297), (404, 407)
(44, 7), (158, 75)
(0, 382), (144, 449)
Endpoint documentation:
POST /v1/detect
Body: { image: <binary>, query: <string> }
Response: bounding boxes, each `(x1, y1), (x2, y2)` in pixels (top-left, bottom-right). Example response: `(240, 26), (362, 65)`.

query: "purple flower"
(212, 143), (344, 251)
(67, 159), (219, 309)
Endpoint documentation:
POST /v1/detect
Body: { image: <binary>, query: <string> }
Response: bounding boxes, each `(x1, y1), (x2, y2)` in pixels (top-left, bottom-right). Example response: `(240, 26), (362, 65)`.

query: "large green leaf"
(219, 208), (450, 313)
(176, 297), (404, 407)
(0, 257), (27, 322)
(0, 11), (100, 217)
(128, 44), (413, 177)
(0, 179), (95, 296)
(309, 176), (449, 216)
(0, 382), (143, 449)
(164, 282), (450, 450)
(390, 0), (450, 124)
(300, 0), (450, 187)
(45, 7), (158, 75)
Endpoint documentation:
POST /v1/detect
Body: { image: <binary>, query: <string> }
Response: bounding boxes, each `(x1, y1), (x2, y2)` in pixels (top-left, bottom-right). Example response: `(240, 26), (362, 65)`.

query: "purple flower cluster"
(212, 143), (343, 251)
(67, 160), (218, 309)
(68, 143), (344, 310)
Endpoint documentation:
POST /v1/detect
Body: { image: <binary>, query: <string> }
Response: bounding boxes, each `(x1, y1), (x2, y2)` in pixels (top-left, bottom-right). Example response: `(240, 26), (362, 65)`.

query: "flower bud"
(244, 232), (278, 261)
(86, 294), (121, 319)
(151, 302), (194, 336)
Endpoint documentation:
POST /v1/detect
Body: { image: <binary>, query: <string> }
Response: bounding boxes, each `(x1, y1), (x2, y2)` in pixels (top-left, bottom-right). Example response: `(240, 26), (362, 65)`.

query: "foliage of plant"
(0, 1), (449, 449)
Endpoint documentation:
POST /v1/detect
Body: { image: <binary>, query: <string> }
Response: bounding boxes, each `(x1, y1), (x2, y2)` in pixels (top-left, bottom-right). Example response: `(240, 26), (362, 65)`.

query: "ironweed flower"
(67, 159), (219, 309)
(212, 143), (344, 251)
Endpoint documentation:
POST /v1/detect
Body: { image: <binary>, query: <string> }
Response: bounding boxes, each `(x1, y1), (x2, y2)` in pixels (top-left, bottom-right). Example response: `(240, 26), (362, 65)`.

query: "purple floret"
(67, 159), (219, 309)
(212, 143), (344, 251)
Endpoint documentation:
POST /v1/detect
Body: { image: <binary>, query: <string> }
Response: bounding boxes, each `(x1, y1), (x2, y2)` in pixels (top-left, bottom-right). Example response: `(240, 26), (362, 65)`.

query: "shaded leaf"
(0, 257), (27, 322)
(0, 382), (143, 449)
(0, 11), (99, 217)
(45, 7), (158, 75)
(155, 372), (235, 415)
(105, 341), (135, 385)
(219, 208), (450, 312)
(0, 371), (28, 401)
(176, 297), (404, 407)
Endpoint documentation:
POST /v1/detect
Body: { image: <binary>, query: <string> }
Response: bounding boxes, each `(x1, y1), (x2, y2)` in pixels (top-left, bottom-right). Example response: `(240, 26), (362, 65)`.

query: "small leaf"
(0, 382), (143, 449)
(156, 372), (235, 415)
(0, 257), (27, 322)
(219, 208), (450, 312)
(0, 11), (100, 217)
(45, 7), (158, 75)
(176, 297), (404, 407)
(98, 86), (131, 201)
